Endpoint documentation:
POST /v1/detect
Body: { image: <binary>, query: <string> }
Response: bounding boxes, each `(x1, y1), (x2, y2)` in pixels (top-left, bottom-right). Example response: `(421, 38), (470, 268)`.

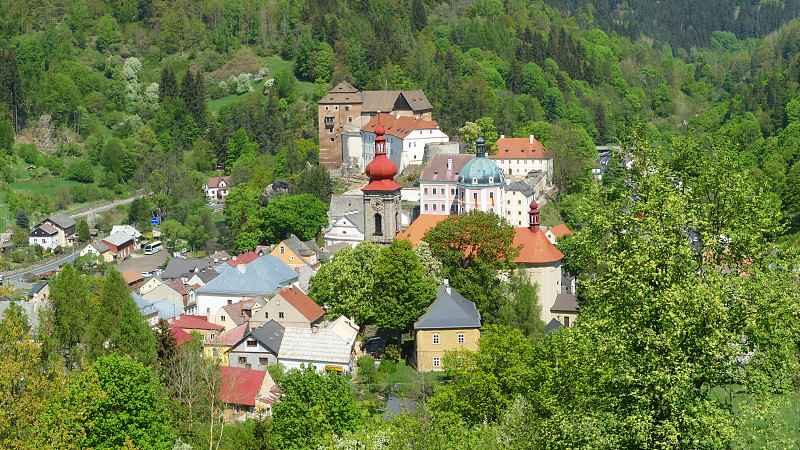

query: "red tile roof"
(548, 224), (573, 238)
(278, 286), (325, 323)
(207, 176), (230, 188)
(396, 215), (450, 244)
(513, 228), (564, 264)
(171, 327), (195, 346)
(170, 315), (224, 331)
(361, 113), (441, 139)
(490, 137), (551, 159)
(220, 366), (266, 407)
(227, 251), (260, 268)
(121, 270), (144, 284)
(206, 322), (249, 346)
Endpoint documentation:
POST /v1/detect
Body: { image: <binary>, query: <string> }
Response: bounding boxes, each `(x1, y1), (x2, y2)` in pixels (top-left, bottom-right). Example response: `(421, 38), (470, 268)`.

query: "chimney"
(444, 278), (451, 294)
(447, 157), (453, 171)
(529, 135), (534, 145)
(312, 324), (320, 333)
(500, 134), (505, 139)
(237, 264), (246, 274)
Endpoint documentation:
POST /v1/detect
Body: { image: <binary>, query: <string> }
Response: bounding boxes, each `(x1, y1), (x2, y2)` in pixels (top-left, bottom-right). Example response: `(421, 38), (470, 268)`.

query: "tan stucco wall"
(520, 261), (562, 322)
(505, 190), (533, 227)
(415, 328), (480, 371)
(203, 343), (231, 366)
(550, 311), (577, 328)
(249, 293), (314, 329)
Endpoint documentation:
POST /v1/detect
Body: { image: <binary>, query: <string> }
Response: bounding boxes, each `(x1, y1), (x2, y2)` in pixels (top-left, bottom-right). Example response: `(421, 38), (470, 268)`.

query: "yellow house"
(203, 322), (248, 366)
(139, 274), (164, 296)
(270, 236), (321, 271)
(414, 283), (482, 371)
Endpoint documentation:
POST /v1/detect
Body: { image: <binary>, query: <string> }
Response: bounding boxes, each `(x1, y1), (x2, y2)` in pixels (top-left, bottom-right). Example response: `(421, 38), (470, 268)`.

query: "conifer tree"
(158, 68), (178, 102)
(15, 208), (28, 229)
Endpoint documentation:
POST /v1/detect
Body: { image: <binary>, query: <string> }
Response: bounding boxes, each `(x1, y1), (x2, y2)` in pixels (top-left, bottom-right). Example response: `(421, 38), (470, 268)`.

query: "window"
(433, 334), (440, 344)
(564, 316), (570, 327)
(247, 340), (257, 347)
(518, 200), (522, 205)
(472, 178), (478, 184)
(280, 246), (285, 254)
(238, 356), (247, 364)
(348, 116), (352, 122)
(433, 204), (437, 211)
(212, 348), (218, 356)
(450, 188), (455, 195)
(290, 256), (294, 260)
(433, 357), (440, 367)
(458, 334), (465, 344)
(433, 188), (437, 195)
(424, 204), (429, 211)
(210, 334), (215, 339)
(451, 204), (457, 212)
(221, 315), (226, 322)
(423, 188), (428, 195)
(488, 177), (494, 183)
(259, 357), (268, 365)
(279, 312), (285, 319)
(264, 312), (268, 318)
(325, 106), (329, 110)
(324, 116), (334, 123)
(227, 300), (232, 305)
(330, 138), (334, 141)
(334, 106), (338, 110)
(374, 214), (382, 236)
(441, 203), (445, 211)
(345, 106), (349, 111)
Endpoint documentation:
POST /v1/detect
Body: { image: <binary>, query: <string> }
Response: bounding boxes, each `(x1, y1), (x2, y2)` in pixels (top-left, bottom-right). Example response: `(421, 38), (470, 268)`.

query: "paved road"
(70, 193), (145, 219)
(5, 249), (80, 284)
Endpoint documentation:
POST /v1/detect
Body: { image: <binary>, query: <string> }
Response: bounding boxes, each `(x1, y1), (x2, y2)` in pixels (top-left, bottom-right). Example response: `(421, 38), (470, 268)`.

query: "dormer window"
(472, 178), (478, 184)
(488, 177), (494, 183)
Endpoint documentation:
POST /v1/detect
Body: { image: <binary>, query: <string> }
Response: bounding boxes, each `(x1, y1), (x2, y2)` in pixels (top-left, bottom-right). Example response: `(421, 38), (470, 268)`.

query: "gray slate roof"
(196, 255), (299, 297)
(361, 90), (433, 113)
(506, 181), (535, 197)
(383, 396), (417, 422)
(419, 154), (474, 183)
(245, 320), (286, 354)
(298, 265), (316, 293)
(28, 283), (47, 298)
(0, 301), (48, 332)
(135, 294), (183, 321)
(103, 231), (134, 247)
(161, 258), (217, 280)
(544, 318), (563, 336)
(193, 271), (220, 283)
(47, 213), (76, 230)
(91, 241), (110, 253)
(551, 293), (579, 313)
(328, 193), (363, 220)
(414, 284), (481, 330)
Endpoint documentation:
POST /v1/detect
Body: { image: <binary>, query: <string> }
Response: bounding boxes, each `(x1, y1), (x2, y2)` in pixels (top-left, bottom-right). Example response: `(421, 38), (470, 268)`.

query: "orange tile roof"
(278, 286), (325, 323)
(121, 269), (144, 284)
(220, 366), (266, 407)
(361, 113), (441, 139)
(548, 224), (573, 238)
(513, 228), (564, 264)
(227, 251), (260, 268)
(396, 215), (450, 244)
(490, 137), (551, 159)
(170, 314), (224, 331)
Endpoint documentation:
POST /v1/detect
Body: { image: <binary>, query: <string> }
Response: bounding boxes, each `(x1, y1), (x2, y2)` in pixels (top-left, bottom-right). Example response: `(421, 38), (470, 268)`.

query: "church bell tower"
(362, 121), (402, 244)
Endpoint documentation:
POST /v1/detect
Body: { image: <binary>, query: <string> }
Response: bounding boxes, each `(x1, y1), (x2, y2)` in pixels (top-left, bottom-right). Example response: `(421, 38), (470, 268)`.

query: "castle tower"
(362, 121), (402, 244)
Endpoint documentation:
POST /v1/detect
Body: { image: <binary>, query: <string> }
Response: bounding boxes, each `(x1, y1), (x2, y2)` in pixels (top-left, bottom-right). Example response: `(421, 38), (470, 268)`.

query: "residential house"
(505, 181), (535, 227)
(203, 322), (248, 365)
(111, 225), (142, 244)
(195, 254), (298, 318)
(171, 327), (196, 346)
(228, 320), (285, 370)
(141, 282), (190, 312)
(211, 298), (259, 331)
(317, 80), (434, 169)
(545, 223), (573, 245)
(551, 290), (579, 327)
(186, 270), (220, 287)
(101, 232), (135, 261)
(324, 213), (365, 247)
(248, 286), (325, 329)
(489, 135), (553, 184)
(160, 258), (218, 281)
(121, 270), (145, 291)
(512, 200), (564, 322)
(80, 240), (113, 262)
(165, 280), (196, 312)
(414, 282), (481, 371)
(28, 282), (49, 302)
(138, 274), (163, 296)
(418, 153), (474, 215)
(39, 213), (76, 247)
(278, 316), (359, 373)
(169, 314), (224, 341)
(226, 251), (260, 268)
(357, 113), (449, 172)
(270, 236), (321, 271)
(135, 294), (182, 327)
(219, 366), (275, 418)
(203, 176), (231, 203)
(544, 318), (563, 336)
(29, 223), (60, 249)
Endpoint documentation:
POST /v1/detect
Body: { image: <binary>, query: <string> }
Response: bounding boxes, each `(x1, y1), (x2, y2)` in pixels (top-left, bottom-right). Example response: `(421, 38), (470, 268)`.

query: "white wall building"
(489, 136), (553, 184)
(360, 113), (449, 173)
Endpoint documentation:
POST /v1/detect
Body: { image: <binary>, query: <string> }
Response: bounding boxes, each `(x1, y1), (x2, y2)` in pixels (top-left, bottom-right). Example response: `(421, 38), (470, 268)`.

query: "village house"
(135, 294), (182, 327)
(551, 290), (579, 327)
(35, 213), (76, 248)
(210, 298), (259, 332)
(169, 314), (224, 341)
(356, 113), (449, 172)
(414, 282), (481, 371)
(277, 316), (359, 373)
(270, 236), (322, 271)
(141, 281), (193, 312)
(505, 181), (535, 227)
(28, 223), (60, 249)
(203, 323), (248, 366)
(219, 366), (275, 418)
(138, 274), (164, 296)
(101, 231), (135, 261)
(28, 282), (49, 302)
(489, 135), (553, 183)
(248, 286), (325, 330)
(80, 240), (113, 262)
(111, 225), (142, 245)
(203, 176), (231, 203)
(121, 270), (145, 292)
(228, 320), (285, 370)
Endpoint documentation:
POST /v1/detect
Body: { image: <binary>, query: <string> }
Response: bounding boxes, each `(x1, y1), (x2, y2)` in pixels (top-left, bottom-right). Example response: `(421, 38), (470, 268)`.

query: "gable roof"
(297, 265), (316, 294)
(171, 327), (195, 346)
(551, 292), (579, 313)
(278, 286), (325, 323)
(318, 80), (362, 105)
(170, 314), (224, 331)
(361, 113), (440, 139)
(512, 228), (564, 264)
(419, 154), (474, 183)
(278, 322), (357, 364)
(506, 181), (535, 197)
(161, 258), (217, 280)
(102, 231), (134, 248)
(46, 212), (76, 230)
(490, 137), (551, 160)
(121, 270), (144, 284)
(548, 224), (573, 238)
(206, 322), (249, 346)
(544, 318), (563, 336)
(221, 299), (258, 326)
(243, 320), (286, 354)
(111, 225), (142, 239)
(227, 251), (260, 268)
(361, 90), (433, 113)
(396, 215), (449, 244)
(207, 176), (230, 188)
(192, 271), (220, 284)
(328, 193), (363, 220)
(28, 283), (48, 297)
(197, 255), (299, 297)
(219, 366), (267, 407)
(414, 284), (481, 330)
(90, 241), (110, 253)
(31, 223), (59, 236)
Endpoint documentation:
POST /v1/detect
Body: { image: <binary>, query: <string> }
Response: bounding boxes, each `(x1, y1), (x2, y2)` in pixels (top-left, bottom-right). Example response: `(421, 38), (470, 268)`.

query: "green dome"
(458, 154), (505, 187)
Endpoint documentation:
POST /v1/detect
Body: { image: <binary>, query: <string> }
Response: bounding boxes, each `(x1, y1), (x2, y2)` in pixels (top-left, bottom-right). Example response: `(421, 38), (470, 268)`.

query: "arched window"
(374, 214), (383, 236)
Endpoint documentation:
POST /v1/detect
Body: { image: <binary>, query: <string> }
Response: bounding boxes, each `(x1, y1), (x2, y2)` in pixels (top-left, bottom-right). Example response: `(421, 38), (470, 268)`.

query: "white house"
(203, 176), (231, 203)
(80, 241), (113, 262)
(323, 213), (365, 247)
(359, 113), (448, 173)
(278, 316), (359, 373)
(29, 223), (59, 250)
(111, 225), (142, 244)
(489, 136), (553, 184)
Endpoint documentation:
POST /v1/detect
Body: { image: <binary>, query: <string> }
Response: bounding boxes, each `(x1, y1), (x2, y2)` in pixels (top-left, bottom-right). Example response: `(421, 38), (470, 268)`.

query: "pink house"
(418, 154), (474, 215)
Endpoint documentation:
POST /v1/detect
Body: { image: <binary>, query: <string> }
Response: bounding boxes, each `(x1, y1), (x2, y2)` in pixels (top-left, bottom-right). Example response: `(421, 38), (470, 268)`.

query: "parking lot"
(115, 250), (169, 275)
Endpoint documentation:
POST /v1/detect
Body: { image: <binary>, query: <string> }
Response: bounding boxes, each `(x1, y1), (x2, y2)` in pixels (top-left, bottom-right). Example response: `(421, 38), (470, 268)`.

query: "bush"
(357, 356), (377, 385)
(384, 344), (401, 362)
(66, 158), (95, 183)
(378, 358), (396, 374)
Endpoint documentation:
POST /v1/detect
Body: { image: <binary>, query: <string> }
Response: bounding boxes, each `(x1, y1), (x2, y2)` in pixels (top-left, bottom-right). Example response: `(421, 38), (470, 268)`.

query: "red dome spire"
(528, 198), (540, 233)
(363, 115), (402, 192)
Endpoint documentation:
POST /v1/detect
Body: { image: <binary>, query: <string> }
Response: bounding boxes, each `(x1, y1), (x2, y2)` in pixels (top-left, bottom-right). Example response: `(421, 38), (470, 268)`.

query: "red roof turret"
(528, 199), (540, 233)
(363, 116), (403, 192)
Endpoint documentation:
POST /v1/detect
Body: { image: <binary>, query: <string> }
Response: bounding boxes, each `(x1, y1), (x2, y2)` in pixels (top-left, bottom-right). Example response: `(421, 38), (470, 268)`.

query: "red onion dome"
(529, 199), (539, 211)
(365, 153), (398, 180)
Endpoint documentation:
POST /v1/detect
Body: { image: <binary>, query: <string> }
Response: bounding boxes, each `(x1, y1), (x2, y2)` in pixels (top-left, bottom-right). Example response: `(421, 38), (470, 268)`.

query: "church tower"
(362, 121), (402, 244)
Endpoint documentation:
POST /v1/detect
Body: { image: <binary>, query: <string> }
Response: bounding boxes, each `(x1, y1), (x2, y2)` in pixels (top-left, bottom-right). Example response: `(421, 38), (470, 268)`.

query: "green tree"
(423, 210), (519, 315)
(95, 15), (121, 52)
(411, 0), (427, 31)
(40, 264), (94, 369)
(310, 242), (381, 325)
(262, 194), (328, 243)
(223, 185), (263, 252)
(14, 208), (27, 229)
(77, 219), (90, 242)
(66, 157), (94, 183)
(495, 269), (545, 341)
(272, 365), (361, 449)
